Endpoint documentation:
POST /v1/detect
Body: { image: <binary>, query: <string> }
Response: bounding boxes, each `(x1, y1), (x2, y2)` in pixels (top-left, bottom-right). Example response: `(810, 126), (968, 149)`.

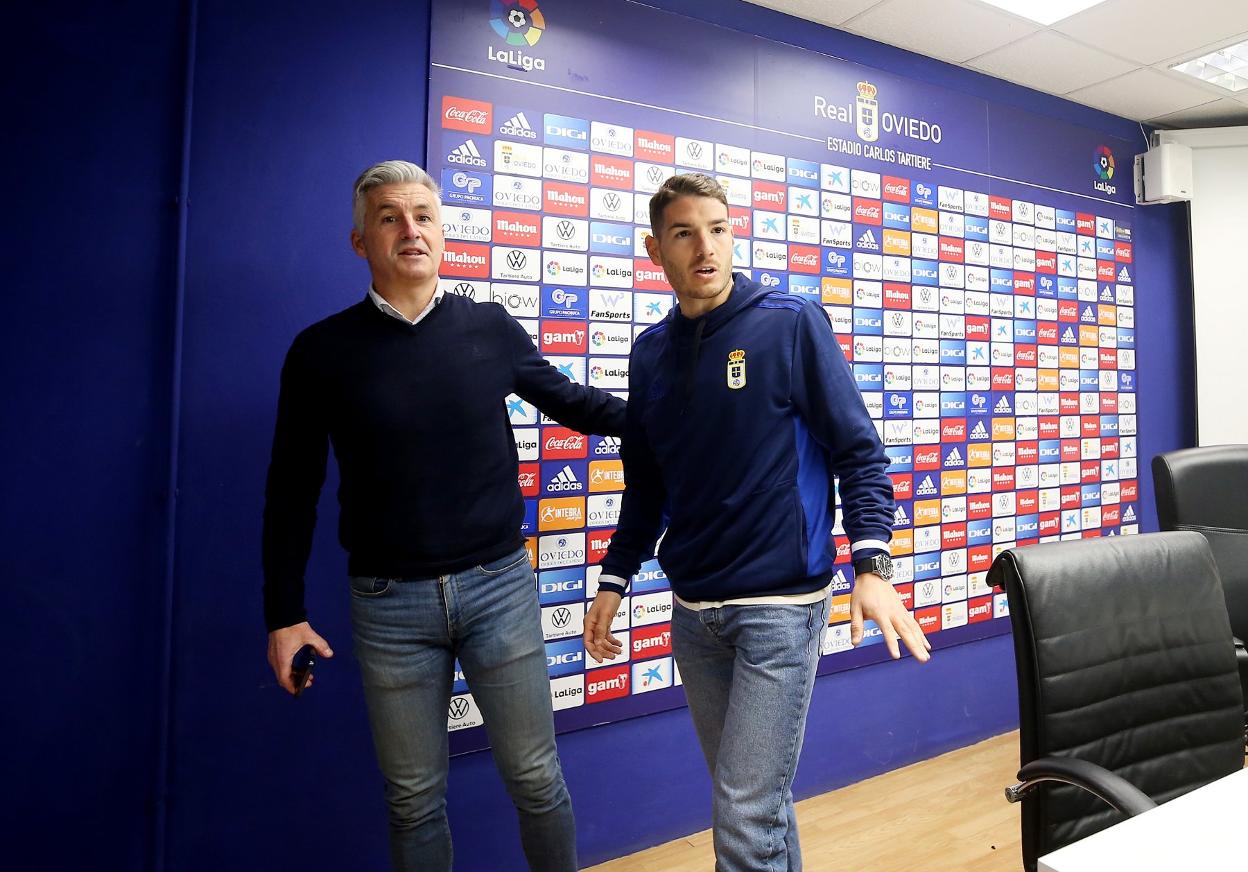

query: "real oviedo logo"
(1093, 145), (1116, 196)
(490, 0), (547, 72)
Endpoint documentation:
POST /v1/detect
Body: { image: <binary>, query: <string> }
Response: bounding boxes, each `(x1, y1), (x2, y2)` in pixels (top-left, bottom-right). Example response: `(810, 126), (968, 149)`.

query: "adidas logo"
(916, 476), (937, 496)
(943, 447), (963, 467)
(1122, 506), (1136, 522)
(1118, 266), (1131, 283)
(1080, 307), (1096, 323)
(1061, 327), (1075, 342)
(994, 396), (1012, 414)
(857, 229), (879, 251)
(894, 506), (910, 525)
(547, 466), (581, 492)
(1100, 286), (1114, 301)
(970, 421), (988, 439)
(447, 139), (486, 167)
(500, 112), (537, 139)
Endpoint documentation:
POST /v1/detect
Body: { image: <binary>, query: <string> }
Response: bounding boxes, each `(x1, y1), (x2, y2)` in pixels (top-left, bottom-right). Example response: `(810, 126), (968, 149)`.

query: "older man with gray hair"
(262, 160), (623, 871)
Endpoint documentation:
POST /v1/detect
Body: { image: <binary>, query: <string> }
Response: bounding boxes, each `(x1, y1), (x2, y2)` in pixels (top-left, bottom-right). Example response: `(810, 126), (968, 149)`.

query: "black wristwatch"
(853, 554), (894, 581)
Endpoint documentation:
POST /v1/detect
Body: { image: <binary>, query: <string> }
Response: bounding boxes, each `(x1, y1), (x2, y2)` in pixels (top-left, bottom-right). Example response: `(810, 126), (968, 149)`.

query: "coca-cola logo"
(545, 435), (585, 451)
(446, 107), (487, 124)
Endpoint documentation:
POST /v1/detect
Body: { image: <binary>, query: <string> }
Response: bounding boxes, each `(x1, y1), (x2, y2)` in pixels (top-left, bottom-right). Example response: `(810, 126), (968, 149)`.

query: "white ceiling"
(743, 0), (1248, 128)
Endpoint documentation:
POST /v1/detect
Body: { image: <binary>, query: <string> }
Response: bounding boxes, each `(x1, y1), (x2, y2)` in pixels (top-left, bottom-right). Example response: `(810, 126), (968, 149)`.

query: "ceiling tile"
(741, 0), (885, 27)
(1148, 98), (1248, 128)
(968, 30), (1138, 95)
(1068, 67), (1226, 119)
(1054, 0), (1248, 65)
(840, 0), (1039, 63)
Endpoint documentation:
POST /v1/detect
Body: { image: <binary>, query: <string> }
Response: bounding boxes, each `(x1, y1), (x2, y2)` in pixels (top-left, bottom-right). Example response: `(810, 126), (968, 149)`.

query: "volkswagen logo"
(646, 166), (665, 185)
(507, 250), (527, 270)
(552, 608), (571, 628)
(686, 142), (703, 160)
(557, 220), (575, 240)
(603, 193), (620, 211)
(448, 697), (470, 719)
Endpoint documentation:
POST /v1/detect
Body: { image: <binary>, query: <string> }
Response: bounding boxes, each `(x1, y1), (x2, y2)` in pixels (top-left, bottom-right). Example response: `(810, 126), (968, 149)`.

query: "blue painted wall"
(2, 4), (186, 869)
(4, 1), (1193, 870)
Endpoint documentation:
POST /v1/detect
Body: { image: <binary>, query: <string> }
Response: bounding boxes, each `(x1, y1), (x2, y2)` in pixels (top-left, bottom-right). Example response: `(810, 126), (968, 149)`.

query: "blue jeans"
(672, 594), (830, 872)
(348, 547), (576, 872)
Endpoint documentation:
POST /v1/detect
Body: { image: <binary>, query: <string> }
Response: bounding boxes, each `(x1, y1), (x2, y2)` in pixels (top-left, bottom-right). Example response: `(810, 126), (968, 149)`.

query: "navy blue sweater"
(262, 293), (625, 631)
(598, 274), (893, 601)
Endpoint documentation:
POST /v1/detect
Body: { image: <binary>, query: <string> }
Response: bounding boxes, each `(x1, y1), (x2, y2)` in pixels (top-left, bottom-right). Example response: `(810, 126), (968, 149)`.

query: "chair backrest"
(1153, 445), (1248, 637)
(988, 531), (1242, 871)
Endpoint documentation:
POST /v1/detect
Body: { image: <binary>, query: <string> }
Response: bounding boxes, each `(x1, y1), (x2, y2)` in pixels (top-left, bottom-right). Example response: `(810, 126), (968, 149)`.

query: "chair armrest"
(1005, 757), (1157, 817)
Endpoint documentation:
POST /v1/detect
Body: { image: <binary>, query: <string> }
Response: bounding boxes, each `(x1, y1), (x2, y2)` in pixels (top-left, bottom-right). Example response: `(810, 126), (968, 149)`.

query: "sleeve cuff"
(596, 573), (629, 596)
(850, 539), (891, 556)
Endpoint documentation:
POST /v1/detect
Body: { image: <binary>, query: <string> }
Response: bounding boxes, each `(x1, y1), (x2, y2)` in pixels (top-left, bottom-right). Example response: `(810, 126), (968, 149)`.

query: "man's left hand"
(850, 573), (932, 662)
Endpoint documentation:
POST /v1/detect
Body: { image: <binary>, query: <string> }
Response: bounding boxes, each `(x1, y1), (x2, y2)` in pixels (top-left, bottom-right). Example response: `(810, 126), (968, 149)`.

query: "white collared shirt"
(368, 285), (444, 325)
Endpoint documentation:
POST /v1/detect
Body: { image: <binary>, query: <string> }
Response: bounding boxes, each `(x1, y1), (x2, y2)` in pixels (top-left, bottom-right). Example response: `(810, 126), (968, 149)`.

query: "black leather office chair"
(988, 532), (1243, 872)
(1154, 445), (1248, 735)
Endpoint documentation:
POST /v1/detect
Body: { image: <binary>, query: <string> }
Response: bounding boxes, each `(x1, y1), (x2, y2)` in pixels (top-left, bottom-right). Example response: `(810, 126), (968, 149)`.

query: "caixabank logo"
(1092, 145), (1116, 196)
(489, 0), (547, 72)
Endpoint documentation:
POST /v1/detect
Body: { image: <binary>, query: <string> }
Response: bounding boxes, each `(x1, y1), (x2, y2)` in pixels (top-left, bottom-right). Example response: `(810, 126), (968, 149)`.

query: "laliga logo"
(1092, 145), (1117, 195)
(489, 0), (547, 72)
(491, 0), (545, 46)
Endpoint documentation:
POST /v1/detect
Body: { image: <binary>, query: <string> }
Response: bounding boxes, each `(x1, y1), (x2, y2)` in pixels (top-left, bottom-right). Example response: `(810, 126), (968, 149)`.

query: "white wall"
(1158, 127), (1248, 446)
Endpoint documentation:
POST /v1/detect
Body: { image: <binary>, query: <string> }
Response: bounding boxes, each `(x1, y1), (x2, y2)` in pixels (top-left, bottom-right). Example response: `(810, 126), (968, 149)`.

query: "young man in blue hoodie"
(583, 173), (930, 871)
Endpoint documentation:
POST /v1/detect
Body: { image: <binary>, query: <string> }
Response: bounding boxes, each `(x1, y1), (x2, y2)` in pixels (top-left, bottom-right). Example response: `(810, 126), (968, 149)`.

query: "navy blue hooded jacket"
(598, 272), (893, 601)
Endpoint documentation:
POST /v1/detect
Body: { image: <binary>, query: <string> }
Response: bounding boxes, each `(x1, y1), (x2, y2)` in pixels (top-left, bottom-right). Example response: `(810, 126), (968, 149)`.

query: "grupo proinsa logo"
(491, 0), (546, 47)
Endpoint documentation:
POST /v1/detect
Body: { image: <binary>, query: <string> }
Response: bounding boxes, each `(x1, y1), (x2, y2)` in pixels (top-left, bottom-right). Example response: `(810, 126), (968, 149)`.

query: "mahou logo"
(441, 243), (489, 278)
(441, 96), (491, 134)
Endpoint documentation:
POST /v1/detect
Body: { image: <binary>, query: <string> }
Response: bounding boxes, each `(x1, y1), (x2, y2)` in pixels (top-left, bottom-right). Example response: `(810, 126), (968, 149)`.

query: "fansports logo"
(491, 0), (545, 46)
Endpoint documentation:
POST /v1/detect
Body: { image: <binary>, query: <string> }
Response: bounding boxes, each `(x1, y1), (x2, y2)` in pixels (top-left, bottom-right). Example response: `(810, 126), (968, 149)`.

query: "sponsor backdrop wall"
(429, 0), (1148, 752)
(6, 1), (1194, 871)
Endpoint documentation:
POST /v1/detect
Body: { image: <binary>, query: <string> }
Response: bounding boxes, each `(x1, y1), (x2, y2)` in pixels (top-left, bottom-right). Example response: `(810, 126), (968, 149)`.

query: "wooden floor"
(586, 731), (1022, 872)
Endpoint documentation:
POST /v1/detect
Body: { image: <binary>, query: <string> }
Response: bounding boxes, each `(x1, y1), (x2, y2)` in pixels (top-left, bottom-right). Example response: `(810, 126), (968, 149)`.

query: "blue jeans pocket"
(477, 548), (529, 576)
(348, 575), (396, 597)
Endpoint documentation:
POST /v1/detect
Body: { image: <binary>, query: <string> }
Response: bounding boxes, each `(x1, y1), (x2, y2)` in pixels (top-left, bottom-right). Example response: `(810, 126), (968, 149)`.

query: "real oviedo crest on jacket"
(727, 349), (746, 390)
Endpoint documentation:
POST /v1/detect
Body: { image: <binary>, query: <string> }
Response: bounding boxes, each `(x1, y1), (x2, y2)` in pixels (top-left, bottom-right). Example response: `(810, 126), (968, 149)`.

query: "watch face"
(859, 555), (893, 580)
